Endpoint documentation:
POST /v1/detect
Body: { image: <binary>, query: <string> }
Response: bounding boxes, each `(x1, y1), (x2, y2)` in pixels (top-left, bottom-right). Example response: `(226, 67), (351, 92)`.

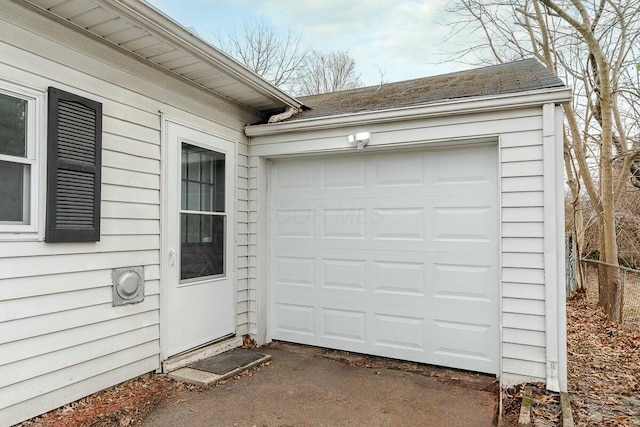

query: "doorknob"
(169, 249), (176, 266)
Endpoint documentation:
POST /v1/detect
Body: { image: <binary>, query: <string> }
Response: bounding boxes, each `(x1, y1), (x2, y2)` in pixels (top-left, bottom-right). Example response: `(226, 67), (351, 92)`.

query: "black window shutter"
(46, 87), (102, 243)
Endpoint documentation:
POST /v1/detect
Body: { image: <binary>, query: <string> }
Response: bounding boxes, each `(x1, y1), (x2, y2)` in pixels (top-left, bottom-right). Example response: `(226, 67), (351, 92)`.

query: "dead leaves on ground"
(502, 293), (640, 426)
(502, 383), (560, 426)
(567, 292), (640, 426)
(17, 375), (174, 427)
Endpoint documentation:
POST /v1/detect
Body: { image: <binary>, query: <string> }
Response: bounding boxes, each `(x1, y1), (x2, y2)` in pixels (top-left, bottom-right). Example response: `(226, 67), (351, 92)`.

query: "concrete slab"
(145, 342), (498, 427)
(168, 368), (220, 387)
(168, 351), (272, 387)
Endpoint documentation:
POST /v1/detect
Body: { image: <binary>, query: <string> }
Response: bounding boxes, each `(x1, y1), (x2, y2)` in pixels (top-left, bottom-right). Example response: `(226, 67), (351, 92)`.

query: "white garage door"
(270, 144), (499, 374)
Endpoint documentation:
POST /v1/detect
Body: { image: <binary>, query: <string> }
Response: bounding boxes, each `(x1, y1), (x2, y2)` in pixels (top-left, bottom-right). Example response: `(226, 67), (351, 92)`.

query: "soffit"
(23, 0), (302, 116)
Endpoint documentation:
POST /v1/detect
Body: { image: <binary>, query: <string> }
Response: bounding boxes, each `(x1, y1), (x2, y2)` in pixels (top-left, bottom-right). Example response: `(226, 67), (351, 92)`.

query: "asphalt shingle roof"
(291, 58), (565, 121)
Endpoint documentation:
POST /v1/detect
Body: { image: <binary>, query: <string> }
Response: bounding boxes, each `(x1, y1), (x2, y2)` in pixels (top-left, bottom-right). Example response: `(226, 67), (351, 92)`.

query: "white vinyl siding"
(0, 3), (257, 425)
(247, 154), (261, 338)
(248, 105), (554, 386)
(500, 130), (547, 385)
(236, 142), (251, 336)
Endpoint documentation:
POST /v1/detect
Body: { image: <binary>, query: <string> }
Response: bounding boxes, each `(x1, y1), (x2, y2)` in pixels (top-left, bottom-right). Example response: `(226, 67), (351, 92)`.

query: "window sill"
(0, 231), (43, 242)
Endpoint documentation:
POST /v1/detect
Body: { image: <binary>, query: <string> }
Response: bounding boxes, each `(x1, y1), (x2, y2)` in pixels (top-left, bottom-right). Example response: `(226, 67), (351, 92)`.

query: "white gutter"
(245, 87), (571, 136)
(101, 0), (303, 111)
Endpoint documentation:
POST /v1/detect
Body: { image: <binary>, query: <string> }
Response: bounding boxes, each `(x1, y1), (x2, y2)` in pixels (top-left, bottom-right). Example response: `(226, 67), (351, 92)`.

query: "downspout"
(268, 106), (299, 123)
(555, 105), (568, 393)
(542, 102), (566, 393)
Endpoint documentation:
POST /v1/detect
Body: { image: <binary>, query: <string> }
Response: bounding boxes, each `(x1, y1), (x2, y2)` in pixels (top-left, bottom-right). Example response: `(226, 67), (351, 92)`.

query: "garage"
(247, 59), (571, 389)
(269, 144), (500, 374)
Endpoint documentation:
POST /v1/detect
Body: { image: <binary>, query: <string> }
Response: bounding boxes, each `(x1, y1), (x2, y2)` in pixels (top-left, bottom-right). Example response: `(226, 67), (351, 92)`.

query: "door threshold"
(162, 336), (243, 373)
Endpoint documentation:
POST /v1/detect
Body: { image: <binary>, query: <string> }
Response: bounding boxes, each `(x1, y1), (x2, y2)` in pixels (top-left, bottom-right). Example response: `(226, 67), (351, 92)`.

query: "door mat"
(189, 348), (269, 375)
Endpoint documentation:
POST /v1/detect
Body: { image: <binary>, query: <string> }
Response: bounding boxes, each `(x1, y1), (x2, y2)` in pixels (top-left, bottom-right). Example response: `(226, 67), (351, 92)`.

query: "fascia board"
(245, 87), (572, 137)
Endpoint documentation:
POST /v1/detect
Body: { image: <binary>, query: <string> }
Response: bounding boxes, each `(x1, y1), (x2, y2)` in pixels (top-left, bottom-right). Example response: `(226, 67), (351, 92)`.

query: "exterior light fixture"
(348, 132), (371, 150)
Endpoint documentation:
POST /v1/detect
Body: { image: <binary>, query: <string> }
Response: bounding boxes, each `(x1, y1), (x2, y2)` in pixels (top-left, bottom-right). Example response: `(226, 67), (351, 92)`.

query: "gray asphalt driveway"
(142, 342), (498, 427)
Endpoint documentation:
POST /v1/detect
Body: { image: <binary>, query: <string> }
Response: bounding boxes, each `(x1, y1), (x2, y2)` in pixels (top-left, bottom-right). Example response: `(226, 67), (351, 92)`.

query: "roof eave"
(245, 87), (572, 137)
(102, 0), (303, 111)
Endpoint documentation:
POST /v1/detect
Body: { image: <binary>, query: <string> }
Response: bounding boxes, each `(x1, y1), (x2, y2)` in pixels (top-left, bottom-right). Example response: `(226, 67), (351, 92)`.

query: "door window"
(180, 143), (225, 281)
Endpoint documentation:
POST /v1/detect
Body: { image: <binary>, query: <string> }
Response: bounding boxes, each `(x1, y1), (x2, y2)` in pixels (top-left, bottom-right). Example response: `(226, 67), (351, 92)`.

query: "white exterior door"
(270, 144), (499, 374)
(165, 121), (235, 357)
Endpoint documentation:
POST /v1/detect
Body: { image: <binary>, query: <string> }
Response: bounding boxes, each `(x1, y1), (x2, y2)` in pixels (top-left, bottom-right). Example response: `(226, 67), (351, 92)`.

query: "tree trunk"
(597, 261), (623, 322)
(595, 57), (624, 322)
(574, 206), (586, 290)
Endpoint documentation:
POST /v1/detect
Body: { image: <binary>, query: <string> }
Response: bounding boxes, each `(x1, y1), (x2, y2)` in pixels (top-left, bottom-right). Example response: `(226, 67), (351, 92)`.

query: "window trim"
(0, 81), (45, 239)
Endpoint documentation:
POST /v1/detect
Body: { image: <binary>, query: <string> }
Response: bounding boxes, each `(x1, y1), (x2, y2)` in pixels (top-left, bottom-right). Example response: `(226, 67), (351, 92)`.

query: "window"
(0, 84), (41, 235)
(0, 85), (101, 241)
(180, 142), (226, 281)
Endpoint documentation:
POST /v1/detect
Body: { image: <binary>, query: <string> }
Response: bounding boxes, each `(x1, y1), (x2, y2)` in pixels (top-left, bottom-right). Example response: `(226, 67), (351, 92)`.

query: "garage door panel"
(374, 160), (426, 188)
(273, 208), (316, 238)
(321, 208), (368, 239)
(373, 259), (426, 296)
(372, 207), (426, 241)
(321, 308), (367, 343)
(429, 320), (497, 372)
(373, 313), (426, 351)
(271, 146), (499, 374)
(321, 156), (367, 189)
(274, 255), (315, 287)
(273, 159), (316, 191)
(274, 303), (315, 336)
(432, 207), (494, 242)
(431, 261), (497, 303)
(321, 257), (367, 291)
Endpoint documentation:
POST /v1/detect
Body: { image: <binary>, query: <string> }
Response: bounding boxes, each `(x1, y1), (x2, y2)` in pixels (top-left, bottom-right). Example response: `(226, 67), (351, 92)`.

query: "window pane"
(201, 156), (213, 183)
(0, 160), (28, 222)
(187, 181), (200, 211)
(181, 180), (187, 210)
(186, 213), (200, 243)
(201, 183), (213, 212)
(187, 151), (200, 181)
(181, 143), (225, 213)
(214, 158), (225, 212)
(180, 213), (224, 280)
(0, 93), (27, 158)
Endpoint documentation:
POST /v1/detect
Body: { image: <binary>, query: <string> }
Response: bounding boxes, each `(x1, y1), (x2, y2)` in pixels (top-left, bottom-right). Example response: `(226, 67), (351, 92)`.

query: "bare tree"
(214, 18), (310, 92)
(294, 51), (363, 96)
(447, 0), (640, 321)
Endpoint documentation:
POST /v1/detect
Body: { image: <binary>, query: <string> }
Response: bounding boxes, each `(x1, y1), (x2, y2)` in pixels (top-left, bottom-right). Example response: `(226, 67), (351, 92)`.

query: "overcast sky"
(146, 0), (476, 87)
